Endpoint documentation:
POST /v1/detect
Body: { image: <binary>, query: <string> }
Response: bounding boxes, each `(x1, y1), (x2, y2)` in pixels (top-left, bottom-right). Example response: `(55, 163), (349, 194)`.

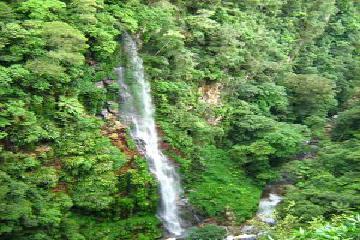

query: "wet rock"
(179, 198), (203, 227)
(198, 83), (223, 125)
(106, 113), (118, 121)
(109, 109), (119, 116)
(240, 225), (255, 234)
(134, 138), (146, 154)
(207, 115), (222, 125)
(234, 234), (257, 240)
(227, 234), (257, 240)
(107, 126), (116, 133)
(101, 109), (110, 118)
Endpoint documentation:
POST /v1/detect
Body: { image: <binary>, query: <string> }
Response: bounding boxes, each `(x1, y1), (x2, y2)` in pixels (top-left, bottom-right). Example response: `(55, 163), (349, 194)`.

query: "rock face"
(198, 83), (222, 106)
(179, 198), (203, 228)
(198, 83), (223, 125)
(96, 77), (121, 119)
(100, 116), (142, 168)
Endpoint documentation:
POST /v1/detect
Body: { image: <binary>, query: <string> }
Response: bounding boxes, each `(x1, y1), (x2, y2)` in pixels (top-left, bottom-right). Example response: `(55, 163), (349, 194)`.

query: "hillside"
(0, 1), (359, 239)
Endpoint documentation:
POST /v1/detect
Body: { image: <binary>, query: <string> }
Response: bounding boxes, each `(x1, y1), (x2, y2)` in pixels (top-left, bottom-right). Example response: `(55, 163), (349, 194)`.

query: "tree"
(0, 100), (45, 147)
(18, 0), (66, 21)
(332, 106), (360, 140)
(42, 21), (88, 65)
(279, 74), (337, 123)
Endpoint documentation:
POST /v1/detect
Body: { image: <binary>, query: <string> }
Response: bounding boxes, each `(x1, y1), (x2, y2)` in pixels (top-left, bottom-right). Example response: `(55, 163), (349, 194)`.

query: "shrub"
(186, 224), (226, 240)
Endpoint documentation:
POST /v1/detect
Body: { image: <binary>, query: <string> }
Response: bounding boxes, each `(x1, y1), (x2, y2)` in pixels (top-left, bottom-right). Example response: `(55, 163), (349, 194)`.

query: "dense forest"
(0, 0), (359, 239)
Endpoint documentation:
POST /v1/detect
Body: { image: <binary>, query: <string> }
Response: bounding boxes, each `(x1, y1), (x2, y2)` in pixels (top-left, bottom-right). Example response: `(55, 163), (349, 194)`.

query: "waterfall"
(117, 33), (184, 237)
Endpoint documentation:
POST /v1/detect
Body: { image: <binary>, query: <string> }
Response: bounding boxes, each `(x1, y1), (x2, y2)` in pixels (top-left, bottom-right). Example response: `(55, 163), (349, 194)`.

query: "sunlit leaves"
(56, 96), (85, 122)
(0, 100), (45, 145)
(42, 21), (88, 65)
(25, 58), (68, 88)
(280, 74), (337, 122)
(72, 173), (117, 211)
(18, 0), (66, 20)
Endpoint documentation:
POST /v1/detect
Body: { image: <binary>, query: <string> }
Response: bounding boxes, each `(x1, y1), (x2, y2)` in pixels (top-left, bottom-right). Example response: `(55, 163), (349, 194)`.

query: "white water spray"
(117, 34), (184, 236)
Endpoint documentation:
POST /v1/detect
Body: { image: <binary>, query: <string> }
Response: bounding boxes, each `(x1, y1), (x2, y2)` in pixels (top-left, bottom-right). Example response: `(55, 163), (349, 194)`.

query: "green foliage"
(0, 1), (163, 239)
(68, 214), (162, 240)
(332, 105), (360, 140)
(188, 146), (261, 222)
(277, 139), (360, 223)
(0, 100), (46, 146)
(264, 214), (360, 240)
(72, 173), (117, 211)
(117, 156), (159, 213)
(0, 0), (359, 238)
(230, 117), (309, 181)
(42, 21), (88, 65)
(291, 215), (360, 240)
(18, 0), (66, 20)
(237, 82), (289, 116)
(135, 0), (358, 227)
(186, 224), (226, 240)
(231, 141), (276, 181)
(56, 96), (85, 122)
(279, 74), (337, 123)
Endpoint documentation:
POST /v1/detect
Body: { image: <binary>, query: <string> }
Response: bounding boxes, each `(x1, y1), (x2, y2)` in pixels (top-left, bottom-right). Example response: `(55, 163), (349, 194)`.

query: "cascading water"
(117, 33), (184, 237)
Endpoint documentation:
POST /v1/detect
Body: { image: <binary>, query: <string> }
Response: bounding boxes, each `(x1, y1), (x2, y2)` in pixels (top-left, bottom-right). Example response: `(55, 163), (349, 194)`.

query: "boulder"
(101, 109), (110, 118)
(103, 79), (116, 85)
(240, 225), (255, 234)
(114, 121), (125, 130)
(109, 133), (118, 140)
(95, 81), (104, 88)
(233, 234), (257, 240)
